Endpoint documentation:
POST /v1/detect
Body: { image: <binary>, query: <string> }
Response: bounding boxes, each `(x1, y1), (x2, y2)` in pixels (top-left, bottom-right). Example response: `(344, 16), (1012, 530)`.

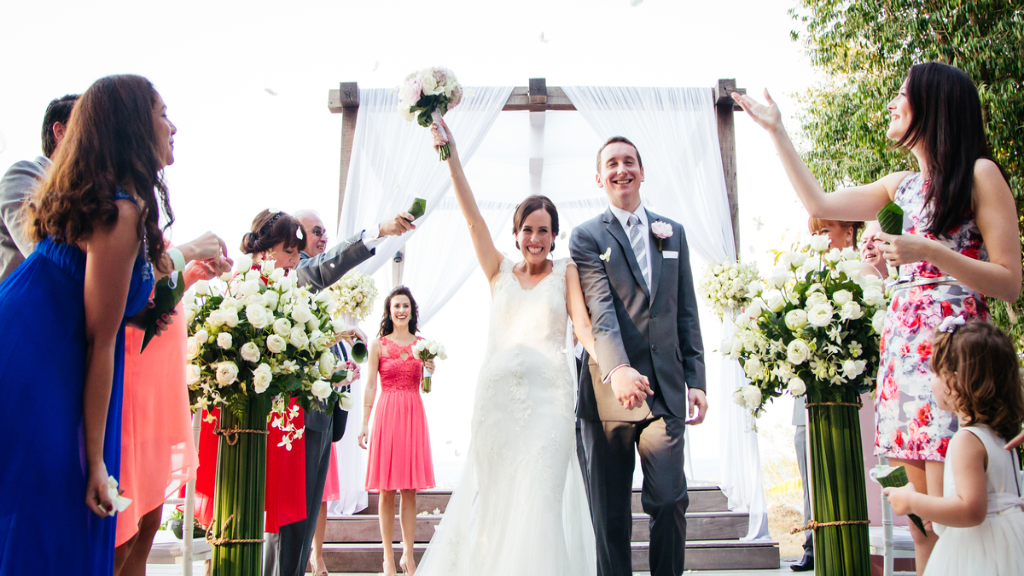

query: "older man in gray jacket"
(0, 94), (78, 283)
(265, 208), (413, 576)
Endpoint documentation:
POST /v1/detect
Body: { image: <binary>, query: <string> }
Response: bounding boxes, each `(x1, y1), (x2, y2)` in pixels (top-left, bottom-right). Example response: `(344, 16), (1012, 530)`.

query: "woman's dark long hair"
(378, 286), (419, 337)
(240, 209), (306, 255)
(25, 74), (173, 269)
(897, 62), (1005, 237)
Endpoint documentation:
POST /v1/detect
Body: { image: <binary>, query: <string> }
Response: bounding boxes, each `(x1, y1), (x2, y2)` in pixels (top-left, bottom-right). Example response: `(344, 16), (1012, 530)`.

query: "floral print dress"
(874, 173), (989, 461)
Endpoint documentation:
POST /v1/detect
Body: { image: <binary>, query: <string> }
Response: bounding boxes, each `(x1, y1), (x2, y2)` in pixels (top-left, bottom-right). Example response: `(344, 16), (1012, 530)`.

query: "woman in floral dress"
(734, 62), (1021, 575)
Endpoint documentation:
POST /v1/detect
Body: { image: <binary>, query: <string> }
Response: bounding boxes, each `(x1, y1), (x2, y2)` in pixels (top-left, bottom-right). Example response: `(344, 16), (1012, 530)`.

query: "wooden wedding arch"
(326, 78), (746, 255)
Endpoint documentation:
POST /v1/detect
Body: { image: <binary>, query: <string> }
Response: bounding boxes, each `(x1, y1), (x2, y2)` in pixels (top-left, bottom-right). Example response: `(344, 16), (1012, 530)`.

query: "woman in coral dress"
(358, 286), (435, 576)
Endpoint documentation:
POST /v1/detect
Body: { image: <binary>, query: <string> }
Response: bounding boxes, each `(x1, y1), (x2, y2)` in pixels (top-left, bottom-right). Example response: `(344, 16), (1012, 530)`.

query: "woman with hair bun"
(735, 61), (1022, 575)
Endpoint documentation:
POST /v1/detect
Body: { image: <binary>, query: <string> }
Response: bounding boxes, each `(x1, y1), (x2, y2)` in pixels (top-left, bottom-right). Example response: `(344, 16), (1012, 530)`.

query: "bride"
(413, 119), (606, 576)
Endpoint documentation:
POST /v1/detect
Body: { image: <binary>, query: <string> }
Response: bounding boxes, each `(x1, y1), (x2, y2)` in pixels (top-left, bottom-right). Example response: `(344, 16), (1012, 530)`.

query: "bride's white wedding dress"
(416, 257), (597, 576)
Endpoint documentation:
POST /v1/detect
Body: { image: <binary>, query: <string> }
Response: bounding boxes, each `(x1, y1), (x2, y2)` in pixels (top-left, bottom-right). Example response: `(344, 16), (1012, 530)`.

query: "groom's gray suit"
(570, 206), (705, 576)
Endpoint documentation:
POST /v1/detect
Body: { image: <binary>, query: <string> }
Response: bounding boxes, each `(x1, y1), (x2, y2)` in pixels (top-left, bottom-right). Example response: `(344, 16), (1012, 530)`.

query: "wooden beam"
(503, 86), (576, 112)
(332, 82), (359, 230)
(529, 78), (548, 104)
(715, 79), (743, 258)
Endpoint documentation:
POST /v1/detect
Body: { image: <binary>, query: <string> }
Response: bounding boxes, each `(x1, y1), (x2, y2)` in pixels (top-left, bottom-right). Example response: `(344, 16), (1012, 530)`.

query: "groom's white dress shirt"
(608, 202), (652, 292)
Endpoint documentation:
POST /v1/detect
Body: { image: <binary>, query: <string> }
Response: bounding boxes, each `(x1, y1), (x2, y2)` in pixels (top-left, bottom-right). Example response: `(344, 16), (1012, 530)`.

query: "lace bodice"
(378, 336), (423, 392)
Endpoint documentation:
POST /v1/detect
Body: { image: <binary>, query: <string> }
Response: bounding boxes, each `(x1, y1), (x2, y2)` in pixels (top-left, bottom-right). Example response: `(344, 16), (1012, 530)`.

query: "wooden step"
(358, 485), (731, 516)
(319, 540), (780, 572)
(326, 511), (748, 543)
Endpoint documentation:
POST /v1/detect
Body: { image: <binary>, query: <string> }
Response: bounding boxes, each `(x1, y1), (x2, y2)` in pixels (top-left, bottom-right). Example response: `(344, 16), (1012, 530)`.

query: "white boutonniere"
(599, 247), (612, 262)
(651, 221), (673, 251)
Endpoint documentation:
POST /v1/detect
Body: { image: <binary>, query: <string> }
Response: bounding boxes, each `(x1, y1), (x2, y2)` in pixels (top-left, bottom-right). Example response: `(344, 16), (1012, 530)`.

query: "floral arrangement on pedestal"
(698, 259), (762, 320)
(397, 66), (463, 160)
(184, 255), (350, 576)
(721, 236), (889, 576)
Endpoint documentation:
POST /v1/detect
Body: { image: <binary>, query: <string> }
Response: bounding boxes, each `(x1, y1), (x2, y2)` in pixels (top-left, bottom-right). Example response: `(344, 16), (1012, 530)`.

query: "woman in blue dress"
(0, 74), (228, 575)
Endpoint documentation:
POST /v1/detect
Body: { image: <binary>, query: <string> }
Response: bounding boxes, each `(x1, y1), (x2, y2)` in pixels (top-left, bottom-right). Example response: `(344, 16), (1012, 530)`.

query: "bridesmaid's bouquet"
(397, 66), (463, 160)
(185, 255), (350, 447)
(411, 338), (447, 393)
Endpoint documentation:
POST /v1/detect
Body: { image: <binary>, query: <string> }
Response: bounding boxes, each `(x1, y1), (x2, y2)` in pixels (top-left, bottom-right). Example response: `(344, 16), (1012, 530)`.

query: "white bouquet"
(722, 238), (888, 418)
(397, 66), (463, 160)
(325, 271), (378, 322)
(410, 338), (447, 393)
(698, 259), (763, 320)
(185, 256), (350, 448)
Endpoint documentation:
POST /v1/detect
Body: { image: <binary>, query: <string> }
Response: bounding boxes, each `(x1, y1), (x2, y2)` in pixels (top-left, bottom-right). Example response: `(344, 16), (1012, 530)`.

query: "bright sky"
(0, 0), (826, 485)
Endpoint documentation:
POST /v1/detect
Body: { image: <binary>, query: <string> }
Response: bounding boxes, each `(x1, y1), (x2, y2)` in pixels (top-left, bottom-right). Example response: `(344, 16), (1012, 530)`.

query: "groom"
(570, 137), (708, 576)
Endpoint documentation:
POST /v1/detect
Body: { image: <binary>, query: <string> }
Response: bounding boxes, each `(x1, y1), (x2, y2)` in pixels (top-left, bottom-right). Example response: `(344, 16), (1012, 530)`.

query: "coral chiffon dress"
(365, 336), (435, 492)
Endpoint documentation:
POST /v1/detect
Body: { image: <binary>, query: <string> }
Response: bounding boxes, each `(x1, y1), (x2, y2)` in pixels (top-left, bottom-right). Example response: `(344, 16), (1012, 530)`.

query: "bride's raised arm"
(432, 118), (504, 282)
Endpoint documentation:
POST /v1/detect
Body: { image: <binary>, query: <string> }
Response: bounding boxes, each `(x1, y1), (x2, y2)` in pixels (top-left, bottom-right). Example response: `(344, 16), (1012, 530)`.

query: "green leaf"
(877, 202), (905, 235)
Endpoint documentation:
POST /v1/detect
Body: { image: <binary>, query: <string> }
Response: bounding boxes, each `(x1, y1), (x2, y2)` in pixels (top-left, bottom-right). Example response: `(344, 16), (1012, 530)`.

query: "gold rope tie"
(791, 519), (871, 534)
(205, 514), (265, 545)
(213, 426), (268, 446)
(805, 401), (863, 409)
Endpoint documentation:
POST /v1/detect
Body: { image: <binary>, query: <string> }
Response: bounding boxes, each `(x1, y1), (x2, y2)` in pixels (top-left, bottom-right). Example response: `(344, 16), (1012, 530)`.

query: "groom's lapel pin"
(599, 248), (612, 262)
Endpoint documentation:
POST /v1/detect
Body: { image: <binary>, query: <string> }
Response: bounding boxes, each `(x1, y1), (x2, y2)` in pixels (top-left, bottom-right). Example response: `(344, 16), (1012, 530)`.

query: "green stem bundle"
(210, 395), (270, 575)
(807, 388), (871, 576)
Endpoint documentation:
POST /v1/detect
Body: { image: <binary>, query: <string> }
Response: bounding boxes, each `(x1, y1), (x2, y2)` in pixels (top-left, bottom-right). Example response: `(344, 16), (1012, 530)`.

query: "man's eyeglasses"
(311, 226), (327, 239)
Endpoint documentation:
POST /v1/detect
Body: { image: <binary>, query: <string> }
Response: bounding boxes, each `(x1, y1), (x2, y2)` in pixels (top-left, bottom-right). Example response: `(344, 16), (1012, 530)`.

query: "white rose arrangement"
(184, 259), (350, 449)
(721, 238), (889, 418)
(410, 338), (448, 393)
(698, 259), (762, 320)
(325, 272), (378, 322)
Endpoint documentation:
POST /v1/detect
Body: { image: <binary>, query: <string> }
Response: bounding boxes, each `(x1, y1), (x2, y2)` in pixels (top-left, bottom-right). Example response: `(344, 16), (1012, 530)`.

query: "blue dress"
(0, 191), (154, 575)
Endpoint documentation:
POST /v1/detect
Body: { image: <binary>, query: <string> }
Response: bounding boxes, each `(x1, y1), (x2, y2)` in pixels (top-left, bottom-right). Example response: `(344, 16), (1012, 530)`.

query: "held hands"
(883, 483), (917, 516)
(877, 231), (936, 267)
(357, 426), (369, 450)
(378, 213), (416, 237)
(731, 90), (785, 136)
(610, 366), (654, 410)
(687, 389), (709, 425)
(431, 117), (457, 160)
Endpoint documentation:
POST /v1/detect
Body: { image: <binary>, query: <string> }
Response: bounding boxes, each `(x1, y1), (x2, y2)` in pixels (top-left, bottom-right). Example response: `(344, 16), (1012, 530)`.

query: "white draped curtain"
(337, 86), (514, 275)
(563, 86), (768, 540)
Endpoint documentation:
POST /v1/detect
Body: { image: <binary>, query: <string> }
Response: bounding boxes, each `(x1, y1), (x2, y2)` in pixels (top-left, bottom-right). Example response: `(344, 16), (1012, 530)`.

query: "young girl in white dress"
(884, 319), (1024, 576)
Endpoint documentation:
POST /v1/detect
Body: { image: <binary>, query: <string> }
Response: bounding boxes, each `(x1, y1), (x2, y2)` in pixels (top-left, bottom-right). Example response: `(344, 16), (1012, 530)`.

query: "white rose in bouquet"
(264, 290), (280, 311)
(267, 334), (288, 354)
(764, 290), (786, 313)
(339, 393), (355, 411)
(194, 280), (210, 295)
(843, 359), (867, 379)
(278, 275), (296, 292)
(234, 254), (253, 273)
(244, 269), (261, 283)
(273, 318), (292, 336)
(261, 259), (276, 275)
(787, 339), (811, 365)
(872, 309), (887, 333)
(809, 235), (831, 252)
(863, 286), (885, 307)
(741, 385), (762, 410)
(217, 333), (233, 349)
(216, 362), (239, 386)
(240, 342), (261, 363)
(195, 329), (209, 344)
(186, 337), (200, 360)
(253, 363), (273, 393)
(788, 376), (807, 397)
(745, 298), (765, 319)
(743, 357), (763, 380)
(769, 267), (790, 289)
(318, 350), (337, 378)
(246, 304), (270, 329)
(238, 279), (260, 298)
(289, 327), (309, 349)
(840, 301), (864, 321)
(785, 309), (808, 330)
(291, 303), (314, 324)
(311, 379), (332, 401)
(306, 319), (318, 333)
(270, 268), (286, 282)
(746, 280), (764, 298)
(732, 387), (746, 406)
(186, 364), (202, 385)
(807, 304), (834, 327)
(833, 290), (854, 306)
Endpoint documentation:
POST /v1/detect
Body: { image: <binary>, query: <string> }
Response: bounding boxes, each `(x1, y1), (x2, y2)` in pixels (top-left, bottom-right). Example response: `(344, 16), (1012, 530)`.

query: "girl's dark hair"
(898, 62), (1006, 237)
(26, 74), (173, 270)
(931, 321), (1024, 443)
(378, 286), (419, 337)
(512, 195), (559, 252)
(240, 210), (306, 255)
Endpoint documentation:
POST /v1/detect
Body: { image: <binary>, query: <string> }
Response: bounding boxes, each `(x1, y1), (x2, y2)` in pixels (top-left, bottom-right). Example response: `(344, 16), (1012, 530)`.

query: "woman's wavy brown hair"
(24, 74), (173, 269)
(240, 210), (306, 255)
(930, 321), (1024, 443)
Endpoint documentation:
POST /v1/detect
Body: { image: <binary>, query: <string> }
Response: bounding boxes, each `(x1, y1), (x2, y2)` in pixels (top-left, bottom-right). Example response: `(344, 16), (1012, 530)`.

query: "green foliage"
(791, 0), (1024, 350)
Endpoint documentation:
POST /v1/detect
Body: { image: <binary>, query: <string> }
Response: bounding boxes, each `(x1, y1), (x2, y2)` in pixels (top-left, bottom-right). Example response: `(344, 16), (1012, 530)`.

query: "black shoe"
(790, 553), (814, 572)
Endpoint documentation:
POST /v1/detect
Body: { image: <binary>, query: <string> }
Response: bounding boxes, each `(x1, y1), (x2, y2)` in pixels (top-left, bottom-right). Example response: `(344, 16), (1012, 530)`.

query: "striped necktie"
(628, 214), (650, 290)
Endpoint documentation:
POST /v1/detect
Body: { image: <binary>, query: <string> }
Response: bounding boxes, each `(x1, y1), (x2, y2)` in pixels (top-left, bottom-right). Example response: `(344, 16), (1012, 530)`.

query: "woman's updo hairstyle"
(512, 195), (560, 252)
(240, 209), (307, 255)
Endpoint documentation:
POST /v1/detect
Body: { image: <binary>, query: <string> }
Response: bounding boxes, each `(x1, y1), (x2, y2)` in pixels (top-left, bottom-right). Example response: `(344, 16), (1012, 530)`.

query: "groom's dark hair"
(596, 136), (643, 172)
